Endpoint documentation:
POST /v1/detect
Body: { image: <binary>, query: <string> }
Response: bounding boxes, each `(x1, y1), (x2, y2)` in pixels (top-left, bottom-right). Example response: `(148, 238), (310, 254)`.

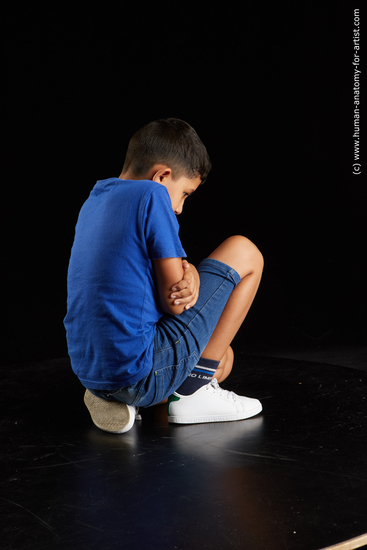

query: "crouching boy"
(64, 118), (263, 433)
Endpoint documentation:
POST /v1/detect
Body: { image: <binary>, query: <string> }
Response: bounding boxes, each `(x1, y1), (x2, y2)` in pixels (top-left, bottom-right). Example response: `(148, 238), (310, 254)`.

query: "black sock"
(175, 357), (220, 396)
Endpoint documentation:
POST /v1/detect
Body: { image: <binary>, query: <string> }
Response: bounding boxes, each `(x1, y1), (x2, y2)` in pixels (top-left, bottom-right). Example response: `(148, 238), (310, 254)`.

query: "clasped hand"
(170, 260), (200, 310)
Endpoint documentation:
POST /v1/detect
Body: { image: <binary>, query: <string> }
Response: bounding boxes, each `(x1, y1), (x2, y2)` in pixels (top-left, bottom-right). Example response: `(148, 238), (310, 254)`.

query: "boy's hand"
(169, 260), (200, 310)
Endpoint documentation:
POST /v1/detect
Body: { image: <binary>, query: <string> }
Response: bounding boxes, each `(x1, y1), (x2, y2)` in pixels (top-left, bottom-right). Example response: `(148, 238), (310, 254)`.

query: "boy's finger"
(184, 294), (199, 310)
(171, 282), (184, 291)
(171, 288), (194, 300)
(171, 279), (190, 291)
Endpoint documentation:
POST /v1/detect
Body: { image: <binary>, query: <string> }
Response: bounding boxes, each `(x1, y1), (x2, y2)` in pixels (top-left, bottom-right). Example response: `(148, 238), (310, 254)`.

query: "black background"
(2, 2), (365, 366)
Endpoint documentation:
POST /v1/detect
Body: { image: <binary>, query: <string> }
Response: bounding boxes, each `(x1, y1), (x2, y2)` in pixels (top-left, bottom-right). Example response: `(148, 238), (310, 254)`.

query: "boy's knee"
(249, 240), (264, 273)
(228, 235), (264, 277)
(208, 235), (263, 279)
(239, 235), (262, 262)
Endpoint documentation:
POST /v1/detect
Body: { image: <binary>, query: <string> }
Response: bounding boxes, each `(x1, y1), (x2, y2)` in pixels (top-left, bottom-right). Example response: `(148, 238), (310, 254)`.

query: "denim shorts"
(90, 259), (240, 407)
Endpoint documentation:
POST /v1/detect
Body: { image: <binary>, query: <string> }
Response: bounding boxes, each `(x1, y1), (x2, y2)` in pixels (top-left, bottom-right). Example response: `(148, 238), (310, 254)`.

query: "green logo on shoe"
(167, 394), (180, 416)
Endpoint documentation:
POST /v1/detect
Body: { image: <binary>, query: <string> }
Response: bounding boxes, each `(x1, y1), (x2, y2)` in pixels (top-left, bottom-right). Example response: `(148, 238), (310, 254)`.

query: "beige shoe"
(84, 389), (136, 433)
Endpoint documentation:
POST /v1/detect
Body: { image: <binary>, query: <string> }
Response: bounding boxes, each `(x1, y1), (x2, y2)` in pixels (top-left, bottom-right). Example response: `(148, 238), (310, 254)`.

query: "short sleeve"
(144, 186), (186, 260)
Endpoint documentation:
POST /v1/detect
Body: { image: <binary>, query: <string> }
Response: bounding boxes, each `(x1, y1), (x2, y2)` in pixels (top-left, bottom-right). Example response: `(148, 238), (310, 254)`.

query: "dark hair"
(122, 118), (211, 182)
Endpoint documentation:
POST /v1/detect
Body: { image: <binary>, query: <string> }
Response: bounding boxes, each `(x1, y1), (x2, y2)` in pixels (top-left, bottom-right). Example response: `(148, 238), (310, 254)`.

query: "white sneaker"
(167, 378), (262, 424)
(84, 389), (137, 434)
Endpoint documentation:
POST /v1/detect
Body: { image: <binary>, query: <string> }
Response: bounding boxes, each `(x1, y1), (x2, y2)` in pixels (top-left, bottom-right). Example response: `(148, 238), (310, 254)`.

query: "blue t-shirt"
(64, 178), (186, 389)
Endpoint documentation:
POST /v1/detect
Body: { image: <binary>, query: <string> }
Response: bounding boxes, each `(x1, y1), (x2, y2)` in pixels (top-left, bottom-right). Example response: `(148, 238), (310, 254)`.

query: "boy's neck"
(118, 170), (134, 180)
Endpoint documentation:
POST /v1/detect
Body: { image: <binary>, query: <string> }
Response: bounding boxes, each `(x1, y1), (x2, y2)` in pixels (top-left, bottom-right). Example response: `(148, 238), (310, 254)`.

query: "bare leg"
(201, 236), (264, 380)
(214, 345), (234, 383)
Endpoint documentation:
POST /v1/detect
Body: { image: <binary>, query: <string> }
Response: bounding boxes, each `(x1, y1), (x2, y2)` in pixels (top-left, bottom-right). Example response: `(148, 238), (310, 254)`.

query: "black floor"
(1, 350), (367, 550)
(245, 344), (367, 373)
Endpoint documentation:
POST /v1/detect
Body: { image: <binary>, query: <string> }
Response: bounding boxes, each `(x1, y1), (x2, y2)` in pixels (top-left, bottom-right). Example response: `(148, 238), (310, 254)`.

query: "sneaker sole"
(168, 403), (263, 424)
(84, 390), (135, 433)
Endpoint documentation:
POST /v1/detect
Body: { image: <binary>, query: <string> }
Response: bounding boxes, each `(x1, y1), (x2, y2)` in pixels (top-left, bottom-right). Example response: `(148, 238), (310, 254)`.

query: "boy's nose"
(175, 205), (183, 215)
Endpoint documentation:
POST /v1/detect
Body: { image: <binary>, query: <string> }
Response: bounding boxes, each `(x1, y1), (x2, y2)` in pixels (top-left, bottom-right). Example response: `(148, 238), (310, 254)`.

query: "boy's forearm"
(170, 260), (200, 312)
(153, 258), (200, 316)
(153, 258), (189, 315)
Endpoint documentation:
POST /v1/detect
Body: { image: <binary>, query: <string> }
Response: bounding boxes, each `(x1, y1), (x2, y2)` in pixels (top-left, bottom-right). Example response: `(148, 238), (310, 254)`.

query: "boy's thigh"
(154, 258), (240, 366)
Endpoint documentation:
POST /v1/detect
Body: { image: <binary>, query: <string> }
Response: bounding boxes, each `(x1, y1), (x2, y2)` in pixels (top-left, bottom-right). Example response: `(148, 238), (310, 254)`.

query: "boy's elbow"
(160, 300), (184, 316)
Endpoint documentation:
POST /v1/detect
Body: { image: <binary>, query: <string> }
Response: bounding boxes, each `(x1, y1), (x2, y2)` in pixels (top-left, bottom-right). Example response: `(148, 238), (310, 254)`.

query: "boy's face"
(155, 171), (201, 215)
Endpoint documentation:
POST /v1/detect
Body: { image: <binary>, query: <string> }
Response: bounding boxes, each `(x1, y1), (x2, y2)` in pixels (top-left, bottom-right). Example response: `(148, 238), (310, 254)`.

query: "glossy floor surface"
(1, 354), (367, 550)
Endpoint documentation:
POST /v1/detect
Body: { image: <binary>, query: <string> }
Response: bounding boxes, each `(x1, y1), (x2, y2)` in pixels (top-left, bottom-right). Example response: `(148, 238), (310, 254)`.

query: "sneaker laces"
(207, 378), (237, 402)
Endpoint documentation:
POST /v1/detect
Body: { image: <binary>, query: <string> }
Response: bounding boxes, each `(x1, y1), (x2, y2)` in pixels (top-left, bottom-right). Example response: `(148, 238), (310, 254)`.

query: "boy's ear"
(150, 165), (172, 183)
